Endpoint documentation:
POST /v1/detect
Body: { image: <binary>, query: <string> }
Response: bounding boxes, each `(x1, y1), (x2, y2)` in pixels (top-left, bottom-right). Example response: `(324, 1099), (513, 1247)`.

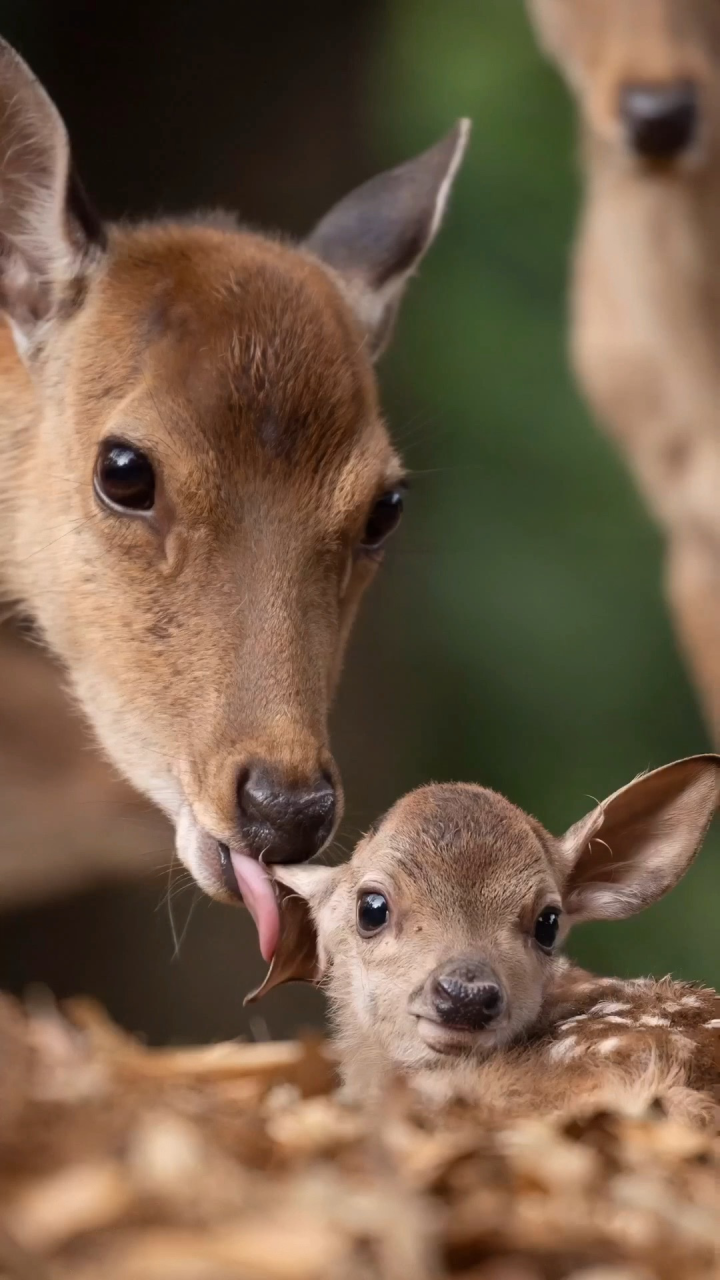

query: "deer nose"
(237, 764), (336, 864)
(432, 962), (505, 1032)
(620, 81), (698, 160)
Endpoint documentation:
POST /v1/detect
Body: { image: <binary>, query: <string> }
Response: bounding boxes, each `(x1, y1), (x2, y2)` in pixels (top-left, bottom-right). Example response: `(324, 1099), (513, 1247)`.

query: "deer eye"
(357, 891), (390, 936)
(361, 490), (404, 551)
(534, 908), (561, 952)
(95, 439), (156, 513)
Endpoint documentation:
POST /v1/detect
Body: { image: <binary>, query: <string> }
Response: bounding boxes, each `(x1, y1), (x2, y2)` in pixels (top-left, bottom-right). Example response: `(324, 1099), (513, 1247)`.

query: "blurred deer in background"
(0, 37), (469, 942)
(526, 0), (720, 742)
(250, 755), (720, 1129)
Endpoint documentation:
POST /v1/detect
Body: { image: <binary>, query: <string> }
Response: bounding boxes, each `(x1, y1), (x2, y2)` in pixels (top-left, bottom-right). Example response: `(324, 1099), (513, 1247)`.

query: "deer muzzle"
(620, 80), (699, 160)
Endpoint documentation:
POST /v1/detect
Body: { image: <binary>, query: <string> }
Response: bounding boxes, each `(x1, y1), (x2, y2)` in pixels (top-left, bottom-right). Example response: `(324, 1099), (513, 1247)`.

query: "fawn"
(526, 0), (720, 744)
(0, 36), (469, 954)
(249, 755), (720, 1128)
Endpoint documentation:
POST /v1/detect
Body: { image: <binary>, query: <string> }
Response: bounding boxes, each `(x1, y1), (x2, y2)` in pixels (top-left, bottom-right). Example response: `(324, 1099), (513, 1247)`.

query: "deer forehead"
(531, 0), (720, 82)
(70, 224), (392, 491)
(354, 784), (560, 923)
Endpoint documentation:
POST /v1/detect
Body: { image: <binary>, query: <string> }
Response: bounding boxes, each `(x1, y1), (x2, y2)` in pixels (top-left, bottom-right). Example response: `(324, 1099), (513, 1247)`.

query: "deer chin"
(175, 804), (280, 962)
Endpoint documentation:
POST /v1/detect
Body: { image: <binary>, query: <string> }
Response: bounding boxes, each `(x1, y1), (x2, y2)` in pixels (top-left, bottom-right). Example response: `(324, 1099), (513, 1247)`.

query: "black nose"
(620, 81), (698, 160)
(432, 961), (505, 1032)
(237, 764), (336, 864)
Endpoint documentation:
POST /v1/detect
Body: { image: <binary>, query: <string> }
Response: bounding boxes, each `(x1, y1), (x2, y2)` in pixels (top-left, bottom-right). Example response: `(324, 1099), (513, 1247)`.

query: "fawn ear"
(0, 38), (105, 353)
(306, 119), (470, 358)
(244, 864), (339, 1004)
(559, 754), (720, 922)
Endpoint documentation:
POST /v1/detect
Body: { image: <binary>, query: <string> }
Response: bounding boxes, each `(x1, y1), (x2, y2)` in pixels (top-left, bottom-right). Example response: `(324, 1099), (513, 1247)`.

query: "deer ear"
(559, 754), (720, 923)
(305, 119), (470, 359)
(0, 38), (105, 354)
(244, 864), (339, 1004)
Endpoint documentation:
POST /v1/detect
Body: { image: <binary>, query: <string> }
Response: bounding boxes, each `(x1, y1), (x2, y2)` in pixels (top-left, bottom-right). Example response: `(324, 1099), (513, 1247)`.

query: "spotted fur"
(252, 756), (720, 1129)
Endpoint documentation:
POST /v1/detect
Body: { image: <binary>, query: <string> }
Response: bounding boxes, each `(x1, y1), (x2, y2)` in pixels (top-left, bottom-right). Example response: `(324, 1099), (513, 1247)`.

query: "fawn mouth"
(414, 1014), (505, 1057)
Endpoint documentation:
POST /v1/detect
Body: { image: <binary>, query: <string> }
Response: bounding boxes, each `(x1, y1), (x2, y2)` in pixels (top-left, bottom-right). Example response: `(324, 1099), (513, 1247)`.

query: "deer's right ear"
(559, 754), (720, 923)
(305, 119), (470, 359)
(244, 864), (339, 1005)
(0, 38), (105, 354)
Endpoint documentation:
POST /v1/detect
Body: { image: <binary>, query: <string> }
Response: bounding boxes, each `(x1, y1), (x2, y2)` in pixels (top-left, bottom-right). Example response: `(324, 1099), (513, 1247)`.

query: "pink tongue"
(231, 852), (280, 962)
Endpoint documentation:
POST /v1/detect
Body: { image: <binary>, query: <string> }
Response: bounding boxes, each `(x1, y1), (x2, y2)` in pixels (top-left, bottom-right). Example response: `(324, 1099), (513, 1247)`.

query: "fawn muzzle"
(431, 960), (506, 1032)
(620, 81), (699, 159)
(237, 763), (337, 864)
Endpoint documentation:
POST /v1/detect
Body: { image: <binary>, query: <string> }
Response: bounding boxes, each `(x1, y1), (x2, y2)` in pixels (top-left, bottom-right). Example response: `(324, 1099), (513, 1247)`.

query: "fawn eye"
(361, 490), (404, 551)
(357, 891), (390, 935)
(534, 908), (561, 951)
(95, 440), (156, 513)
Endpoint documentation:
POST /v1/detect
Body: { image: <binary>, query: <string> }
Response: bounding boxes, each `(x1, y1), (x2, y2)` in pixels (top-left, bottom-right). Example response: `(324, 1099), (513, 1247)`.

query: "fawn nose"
(620, 81), (698, 160)
(432, 962), (505, 1032)
(237, 764), (336, 864)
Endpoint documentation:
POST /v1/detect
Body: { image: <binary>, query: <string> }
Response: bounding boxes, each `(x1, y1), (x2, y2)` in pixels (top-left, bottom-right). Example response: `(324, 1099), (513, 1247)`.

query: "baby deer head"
(527, 0), (720, 169)
(248, 755), (720, 1082)
(0, 37), (469, 955)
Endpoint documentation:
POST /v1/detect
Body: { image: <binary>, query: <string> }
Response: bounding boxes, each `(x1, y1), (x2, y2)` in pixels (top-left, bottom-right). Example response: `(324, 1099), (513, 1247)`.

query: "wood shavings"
(4, 1162), (133, 1253)
(0, 996), (32, 1139)
(0, 994), (717, 1280)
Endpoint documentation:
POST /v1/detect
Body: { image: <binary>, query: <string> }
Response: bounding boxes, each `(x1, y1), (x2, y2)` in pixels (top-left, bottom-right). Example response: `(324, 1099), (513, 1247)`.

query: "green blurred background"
(0, 0), (716, 1043)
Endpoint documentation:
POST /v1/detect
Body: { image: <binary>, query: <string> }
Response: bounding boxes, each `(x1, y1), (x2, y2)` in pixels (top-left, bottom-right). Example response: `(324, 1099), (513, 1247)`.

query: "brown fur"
(0, 36), (469, 904)
(4, 223), (394, 887)
(526, 0), (720, 741)
(251, 755), (720, 1129)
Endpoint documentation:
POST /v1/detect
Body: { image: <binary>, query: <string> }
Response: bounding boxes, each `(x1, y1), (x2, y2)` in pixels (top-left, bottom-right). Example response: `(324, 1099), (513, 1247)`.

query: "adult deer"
(0, 36), (469, 956)
(526, 0), (720, 741)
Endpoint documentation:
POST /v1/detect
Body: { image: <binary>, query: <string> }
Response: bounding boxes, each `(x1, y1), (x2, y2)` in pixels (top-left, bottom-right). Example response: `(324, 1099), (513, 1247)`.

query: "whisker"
(16, 513), (101, 564)
(172, 889), (201, 960)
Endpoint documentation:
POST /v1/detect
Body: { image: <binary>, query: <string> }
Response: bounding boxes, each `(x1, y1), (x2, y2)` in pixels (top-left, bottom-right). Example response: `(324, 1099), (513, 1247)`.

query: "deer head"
(527, 0), (720, 169)
(0, 36), (469, 955)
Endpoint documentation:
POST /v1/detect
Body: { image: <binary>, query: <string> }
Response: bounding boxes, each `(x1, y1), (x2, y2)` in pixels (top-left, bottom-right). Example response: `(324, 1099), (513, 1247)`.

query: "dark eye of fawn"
(357, 891), (389, 935)
(361, 490), (404, 550)
(95, 440), (156, 513)
(534, 908), (560, 951)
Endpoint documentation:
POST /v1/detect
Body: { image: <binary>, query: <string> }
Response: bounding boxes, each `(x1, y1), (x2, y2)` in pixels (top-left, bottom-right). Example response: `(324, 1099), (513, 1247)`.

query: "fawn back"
(0, 37), (469, 952)
(250, 755), (720, 1127)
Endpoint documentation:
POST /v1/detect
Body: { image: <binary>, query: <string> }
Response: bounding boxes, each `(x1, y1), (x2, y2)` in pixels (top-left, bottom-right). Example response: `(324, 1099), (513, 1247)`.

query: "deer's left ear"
(244, 864), (339, 1004)
(305, 119), (470, 359)
(558, 754), (720, 922)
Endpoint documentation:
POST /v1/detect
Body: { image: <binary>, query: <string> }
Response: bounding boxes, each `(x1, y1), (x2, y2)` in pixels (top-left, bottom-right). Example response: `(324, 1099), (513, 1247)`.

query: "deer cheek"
(499, 950), (545, 1033)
